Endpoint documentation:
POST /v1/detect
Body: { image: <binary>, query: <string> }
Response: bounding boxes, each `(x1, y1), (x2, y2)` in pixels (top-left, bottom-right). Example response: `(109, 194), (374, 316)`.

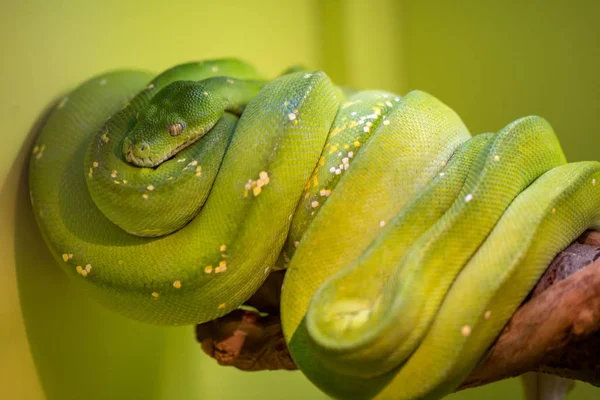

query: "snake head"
(122, 80), (224, 167)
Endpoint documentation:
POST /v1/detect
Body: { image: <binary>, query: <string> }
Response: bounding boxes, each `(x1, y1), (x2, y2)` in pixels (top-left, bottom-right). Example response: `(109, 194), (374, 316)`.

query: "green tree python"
(28, 59), (600, 399)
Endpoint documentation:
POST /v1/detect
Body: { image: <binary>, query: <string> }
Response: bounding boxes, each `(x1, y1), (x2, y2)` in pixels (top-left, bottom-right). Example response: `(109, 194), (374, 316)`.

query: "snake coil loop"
(29, 59), (600, 399)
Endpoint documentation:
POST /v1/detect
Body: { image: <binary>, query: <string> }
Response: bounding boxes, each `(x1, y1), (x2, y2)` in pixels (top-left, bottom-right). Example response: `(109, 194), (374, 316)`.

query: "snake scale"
(29, 59), (600, 399)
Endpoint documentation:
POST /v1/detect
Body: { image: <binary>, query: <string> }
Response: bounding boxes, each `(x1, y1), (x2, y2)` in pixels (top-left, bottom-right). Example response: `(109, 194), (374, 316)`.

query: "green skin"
(29, 59), (600, 400)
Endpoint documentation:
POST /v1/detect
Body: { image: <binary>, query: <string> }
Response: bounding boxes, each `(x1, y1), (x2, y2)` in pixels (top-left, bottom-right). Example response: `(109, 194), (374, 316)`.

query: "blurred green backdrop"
(1, 0), (599, 399)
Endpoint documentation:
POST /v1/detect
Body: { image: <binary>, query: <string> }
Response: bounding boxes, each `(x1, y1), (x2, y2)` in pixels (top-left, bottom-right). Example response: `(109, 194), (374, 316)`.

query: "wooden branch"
(196, 271), (295, 371)
(196, 232), (600, 389)
(458, 236), (600, 389)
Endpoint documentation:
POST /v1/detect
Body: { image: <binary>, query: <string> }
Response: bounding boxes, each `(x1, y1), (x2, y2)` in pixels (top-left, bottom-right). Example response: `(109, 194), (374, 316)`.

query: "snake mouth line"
(125, 125), (213, 168)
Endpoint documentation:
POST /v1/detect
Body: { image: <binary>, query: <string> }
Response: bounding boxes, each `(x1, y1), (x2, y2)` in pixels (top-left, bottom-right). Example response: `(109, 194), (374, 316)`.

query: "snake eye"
(168, 122), (186, 136)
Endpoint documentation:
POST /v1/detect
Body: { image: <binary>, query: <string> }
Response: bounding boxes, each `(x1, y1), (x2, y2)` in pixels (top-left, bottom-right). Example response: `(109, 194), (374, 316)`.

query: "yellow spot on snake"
(494, 155), (500, 162)
(294, 241), (300, 248)
(122, 179), (128, 184)
(173, 280), (182, 289)
(111, 170), (118, 178)
(204, 265), (213, 274)
(245, 172), (270, 197)
(177, 158), (186, 163)
(484, 310), (492, 320)
(319, 189), (331, 197)
(354, 140), (361, 147)
(88, 168), (93, 178)
(330, 125), (345, 138)
(85, 264), (92, 273)
(80, 270), (88, 277)
(101, 132), (109, 143)
(32, 146), (39, 154)
(593, 179), (597, 186)
(142, 194), (149, 200)
(203, 91), (208, 96)
(380, 220), (386, 227)
(92, 161), (99, 168)
(147, 185), (155, 191)
(113, 180), (120, 185)
(383, 120), (390, 126)
(34, 144), (46, 159)
(461, 325), (472, 337)
(62, 254), (69, 262)
(211, 66), (219, 72)
(216, 261), (227, 273)
(218, 303), (226, 309)
(288, 113), (296, 121)
(552, 208), (557, 215)
(349, 121), (358, 129)
(442, 160), (447, 167)
(311, 201), (319, 208)
(75, 266), (83, 274)
(465, 194), (473, 203)
(220, 244), (227, 252)
(152, 292), (159, 299)
(147, 83), (155, 89)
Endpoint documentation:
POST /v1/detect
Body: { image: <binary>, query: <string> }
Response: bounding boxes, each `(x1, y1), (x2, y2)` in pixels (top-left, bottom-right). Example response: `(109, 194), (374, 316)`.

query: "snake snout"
(124, 141), (151, 163)
(134, 142), (151, 157)
(122, 138), (154, 166)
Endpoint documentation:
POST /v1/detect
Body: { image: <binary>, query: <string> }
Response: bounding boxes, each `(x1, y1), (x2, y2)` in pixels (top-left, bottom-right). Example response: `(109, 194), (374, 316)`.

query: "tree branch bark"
(196, 231), (600, 389)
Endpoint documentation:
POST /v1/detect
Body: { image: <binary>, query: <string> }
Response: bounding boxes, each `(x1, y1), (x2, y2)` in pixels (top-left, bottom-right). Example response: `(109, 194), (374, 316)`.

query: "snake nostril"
(133, 142), (150, 158)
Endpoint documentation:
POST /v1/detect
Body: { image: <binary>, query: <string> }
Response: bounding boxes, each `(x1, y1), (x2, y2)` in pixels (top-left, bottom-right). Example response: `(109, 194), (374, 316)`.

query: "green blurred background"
(1, 0), (599, 399)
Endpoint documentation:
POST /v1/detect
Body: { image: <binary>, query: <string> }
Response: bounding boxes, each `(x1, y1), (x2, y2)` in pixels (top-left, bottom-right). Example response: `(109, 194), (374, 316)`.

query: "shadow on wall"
(7, 101), (202, 400)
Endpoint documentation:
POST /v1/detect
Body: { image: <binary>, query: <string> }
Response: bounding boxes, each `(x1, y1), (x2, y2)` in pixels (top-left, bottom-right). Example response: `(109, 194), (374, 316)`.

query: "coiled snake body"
(29, 59), (600, 399)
